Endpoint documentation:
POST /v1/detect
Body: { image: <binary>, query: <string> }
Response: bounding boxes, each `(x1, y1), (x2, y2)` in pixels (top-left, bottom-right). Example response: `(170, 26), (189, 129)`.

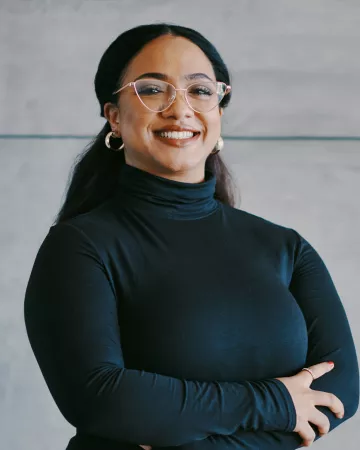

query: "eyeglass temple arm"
(112, 82), (134, 95)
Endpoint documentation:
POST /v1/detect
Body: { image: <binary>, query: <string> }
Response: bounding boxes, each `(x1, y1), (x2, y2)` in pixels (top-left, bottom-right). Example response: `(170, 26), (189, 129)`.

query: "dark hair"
(54, 23), (238, 225)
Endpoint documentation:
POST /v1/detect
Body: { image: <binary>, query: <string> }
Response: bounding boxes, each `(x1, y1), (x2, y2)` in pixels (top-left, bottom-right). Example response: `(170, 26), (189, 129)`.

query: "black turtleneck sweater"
(24, 163), (358, 450)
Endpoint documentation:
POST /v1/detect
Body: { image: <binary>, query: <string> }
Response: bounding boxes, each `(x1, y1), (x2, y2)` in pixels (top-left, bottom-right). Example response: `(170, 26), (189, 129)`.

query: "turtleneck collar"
(114, 163), (219, 220)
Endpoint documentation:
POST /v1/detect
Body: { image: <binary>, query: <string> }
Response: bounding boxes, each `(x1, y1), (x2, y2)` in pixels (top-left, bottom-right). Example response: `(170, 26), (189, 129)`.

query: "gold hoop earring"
(105, 131), (125, 151)
(211, 136), (224, 154)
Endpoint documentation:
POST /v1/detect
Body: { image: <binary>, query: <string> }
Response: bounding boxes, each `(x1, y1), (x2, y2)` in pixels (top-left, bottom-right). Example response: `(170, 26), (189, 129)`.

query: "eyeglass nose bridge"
(165, 86), (194, 111)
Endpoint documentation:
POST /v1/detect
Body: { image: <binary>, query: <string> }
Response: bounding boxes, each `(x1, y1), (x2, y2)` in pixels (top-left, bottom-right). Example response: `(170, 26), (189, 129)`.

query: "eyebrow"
(134, 72), (214, 82)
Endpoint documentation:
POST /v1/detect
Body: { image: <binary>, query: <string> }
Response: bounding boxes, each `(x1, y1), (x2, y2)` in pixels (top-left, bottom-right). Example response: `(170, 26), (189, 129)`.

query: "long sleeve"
(154, 230), (359, 449)
(24, 222), (297, 447)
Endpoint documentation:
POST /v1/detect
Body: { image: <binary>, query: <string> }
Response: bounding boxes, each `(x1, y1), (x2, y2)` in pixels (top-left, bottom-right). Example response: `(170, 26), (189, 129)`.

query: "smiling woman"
(24, 23), (358, 450)
(103, 33), (231, 183)
(52, 24), (236, 222)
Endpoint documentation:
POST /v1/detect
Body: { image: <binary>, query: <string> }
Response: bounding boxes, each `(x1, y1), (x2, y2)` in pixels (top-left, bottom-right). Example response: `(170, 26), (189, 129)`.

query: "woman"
(24, 23), (358, 450)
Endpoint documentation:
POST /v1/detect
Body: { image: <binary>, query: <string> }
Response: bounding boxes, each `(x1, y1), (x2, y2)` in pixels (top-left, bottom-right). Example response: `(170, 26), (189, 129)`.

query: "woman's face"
(104, 35), (224, 182)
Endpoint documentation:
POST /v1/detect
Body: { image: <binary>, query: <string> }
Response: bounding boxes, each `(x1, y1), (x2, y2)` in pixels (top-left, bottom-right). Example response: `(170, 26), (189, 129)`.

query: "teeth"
(158, 131), (195, 139)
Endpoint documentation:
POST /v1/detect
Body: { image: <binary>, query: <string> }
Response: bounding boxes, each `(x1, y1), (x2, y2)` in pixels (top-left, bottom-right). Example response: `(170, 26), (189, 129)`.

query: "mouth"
(153, 130), (201, 146)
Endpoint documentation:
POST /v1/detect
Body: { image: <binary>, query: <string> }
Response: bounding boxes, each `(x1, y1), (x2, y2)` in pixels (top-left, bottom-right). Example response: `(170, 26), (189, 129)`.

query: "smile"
(154, 130), (201, 146)
(156, 131), (199, 139)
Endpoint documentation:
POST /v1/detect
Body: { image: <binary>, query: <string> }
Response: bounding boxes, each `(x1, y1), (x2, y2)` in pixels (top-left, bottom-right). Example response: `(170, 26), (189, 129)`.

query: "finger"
(298, 423), (316, 447)
(304, 361), (334, 381)
(309, 409), (330, 435)
(313, 391), (345, 418)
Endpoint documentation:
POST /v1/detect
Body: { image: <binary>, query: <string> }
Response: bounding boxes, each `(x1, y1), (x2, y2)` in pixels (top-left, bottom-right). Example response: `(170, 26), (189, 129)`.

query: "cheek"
(120, 110), (152, 141)
(202, 113), (222, 140)
(118, 94), (151, 138)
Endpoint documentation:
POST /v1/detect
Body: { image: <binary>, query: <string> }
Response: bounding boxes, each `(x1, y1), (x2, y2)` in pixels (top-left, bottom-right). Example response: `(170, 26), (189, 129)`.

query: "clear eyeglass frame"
(112, 79), (232, 113)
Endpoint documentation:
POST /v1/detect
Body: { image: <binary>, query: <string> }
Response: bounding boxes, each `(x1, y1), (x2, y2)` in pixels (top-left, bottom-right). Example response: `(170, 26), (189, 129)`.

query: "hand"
(276, 361), (344, 447)
(139, 446), (152, 450)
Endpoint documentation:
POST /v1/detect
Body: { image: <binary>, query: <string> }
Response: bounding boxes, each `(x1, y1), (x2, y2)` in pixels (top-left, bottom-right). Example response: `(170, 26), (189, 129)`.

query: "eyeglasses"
(112, 78), (231, 113)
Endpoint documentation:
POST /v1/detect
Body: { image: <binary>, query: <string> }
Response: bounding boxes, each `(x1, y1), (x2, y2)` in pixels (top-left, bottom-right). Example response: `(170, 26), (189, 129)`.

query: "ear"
(103, 102), (121, 131)
(219, 107), (224, 117)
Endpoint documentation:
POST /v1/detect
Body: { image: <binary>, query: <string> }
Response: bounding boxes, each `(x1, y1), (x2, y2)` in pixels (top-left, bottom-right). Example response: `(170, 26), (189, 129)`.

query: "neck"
(114, 163), (219, 220)
(123, 159), (207, 184)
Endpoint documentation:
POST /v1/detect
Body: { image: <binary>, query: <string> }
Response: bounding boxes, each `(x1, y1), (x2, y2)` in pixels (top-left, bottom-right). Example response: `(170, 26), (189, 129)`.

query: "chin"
(155, 155), (206, 177)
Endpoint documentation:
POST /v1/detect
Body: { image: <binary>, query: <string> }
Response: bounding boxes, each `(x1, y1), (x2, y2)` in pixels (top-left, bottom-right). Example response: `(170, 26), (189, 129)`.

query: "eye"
(188, 85), (214, 96)
(136, 84), (165, 95)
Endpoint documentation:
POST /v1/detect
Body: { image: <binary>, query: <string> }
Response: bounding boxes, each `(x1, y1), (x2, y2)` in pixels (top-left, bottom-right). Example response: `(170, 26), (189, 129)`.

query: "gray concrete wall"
(1, 1), (359, 449)
(2, 0), (360, 137)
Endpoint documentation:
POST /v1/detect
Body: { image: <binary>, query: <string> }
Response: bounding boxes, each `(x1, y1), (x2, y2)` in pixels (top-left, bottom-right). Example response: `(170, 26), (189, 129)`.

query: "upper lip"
(155, 126), (200, 133)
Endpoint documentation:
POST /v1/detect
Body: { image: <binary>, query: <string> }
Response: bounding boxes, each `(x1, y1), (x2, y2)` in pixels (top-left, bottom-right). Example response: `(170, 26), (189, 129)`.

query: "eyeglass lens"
(134, 79), (227, 112)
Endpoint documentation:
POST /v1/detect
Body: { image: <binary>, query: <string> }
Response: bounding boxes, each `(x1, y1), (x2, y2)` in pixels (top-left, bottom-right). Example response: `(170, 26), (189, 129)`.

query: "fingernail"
(328, 361), (335, 366)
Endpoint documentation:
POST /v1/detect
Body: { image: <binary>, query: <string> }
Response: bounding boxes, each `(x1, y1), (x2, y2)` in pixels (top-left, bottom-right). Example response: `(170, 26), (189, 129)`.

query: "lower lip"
(154, 132), (201, 147)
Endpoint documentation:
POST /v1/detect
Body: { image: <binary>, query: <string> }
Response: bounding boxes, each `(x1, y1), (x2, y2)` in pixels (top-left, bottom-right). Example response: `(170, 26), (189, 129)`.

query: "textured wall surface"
(1, 0), (360, 136)
(1, 1), (359, 449)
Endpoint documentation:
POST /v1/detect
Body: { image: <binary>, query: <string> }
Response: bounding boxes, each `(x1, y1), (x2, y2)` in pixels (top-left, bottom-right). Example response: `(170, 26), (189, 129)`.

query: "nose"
(161, 89), (194, 119)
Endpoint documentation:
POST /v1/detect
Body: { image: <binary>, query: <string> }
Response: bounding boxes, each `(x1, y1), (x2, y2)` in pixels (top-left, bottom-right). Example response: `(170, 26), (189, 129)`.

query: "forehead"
(123, 35), (216, 82)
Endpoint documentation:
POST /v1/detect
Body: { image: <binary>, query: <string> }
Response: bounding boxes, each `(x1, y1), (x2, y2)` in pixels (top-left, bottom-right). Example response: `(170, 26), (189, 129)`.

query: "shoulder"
(46, 198), (127, 260)
(221, 203), (299, 240)
(219, 203), (311, 262)
(220, 204), (319, 271)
